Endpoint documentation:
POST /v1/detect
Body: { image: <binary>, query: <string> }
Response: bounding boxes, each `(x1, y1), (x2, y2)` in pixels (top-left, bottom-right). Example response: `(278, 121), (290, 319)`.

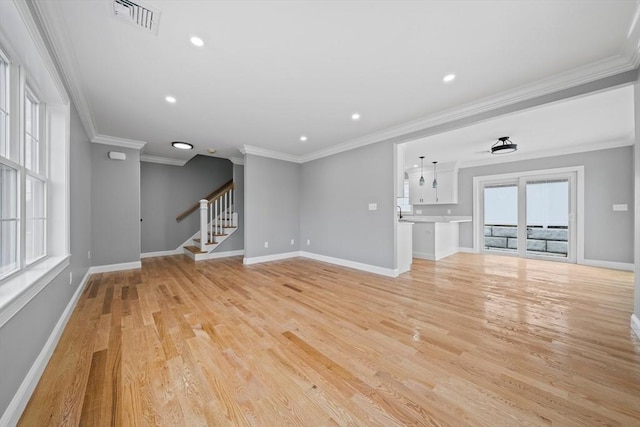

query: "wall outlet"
(307, 239), (311, 246)
(290, 239), (295, 245)
(264, 241), (269, 248)
(416, 209), (422, 214)
(69, 272), (73, 285)
(447, 209), (451, 214)
(88, 250), (91, 259)
(368, 203), (377, 211)
(613, 204), (628, 211)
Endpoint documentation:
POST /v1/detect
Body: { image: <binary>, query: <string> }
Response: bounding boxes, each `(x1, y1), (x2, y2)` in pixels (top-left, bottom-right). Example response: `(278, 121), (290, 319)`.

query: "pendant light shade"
(491, 136), (517, 154)
(419, 156), (425, 186)
(432, 161), (438, 188)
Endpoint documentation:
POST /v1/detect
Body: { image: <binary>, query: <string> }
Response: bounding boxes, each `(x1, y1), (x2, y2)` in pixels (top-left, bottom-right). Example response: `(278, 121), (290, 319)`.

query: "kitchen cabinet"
(408, 164), (458, 205)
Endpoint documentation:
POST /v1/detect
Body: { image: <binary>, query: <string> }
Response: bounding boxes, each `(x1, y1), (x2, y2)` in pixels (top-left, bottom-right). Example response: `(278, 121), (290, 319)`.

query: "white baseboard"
(140, 249), (182, 258)
(194, 249), (244, 261)
(243, 251), (301, 265)
(580, 259), (634, 271)
(0, 270), (90, 427)
(631, 314), (640, 340)
(457, 246), (476, 253)
(413, 252), (436, 261)
(243, 251), (399, 277)
(88, 261), (142, 274)
(299, 251), (399, 278)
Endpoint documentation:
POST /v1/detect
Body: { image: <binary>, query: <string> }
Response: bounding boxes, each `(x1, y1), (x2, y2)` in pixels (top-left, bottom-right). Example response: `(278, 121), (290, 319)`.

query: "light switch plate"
(416, 209), (422, 214)
(368, 203), (377, 211)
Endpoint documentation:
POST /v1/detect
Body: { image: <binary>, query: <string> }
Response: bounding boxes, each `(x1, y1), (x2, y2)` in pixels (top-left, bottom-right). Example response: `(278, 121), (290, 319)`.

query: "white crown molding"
(140, 155), (187, 166)
(457, 137), (634, 169)
(299, 55), (638, 164)
(92, 134), (147, 150)
(624, 1), (640, 68)
(29, 0), (640, 167)
(243, 54), (639, 165)
(229, 156), (245, 165)
(242, 145), (303, 163)
(12, 0), (69, 104)
(29, 0), (98, 139)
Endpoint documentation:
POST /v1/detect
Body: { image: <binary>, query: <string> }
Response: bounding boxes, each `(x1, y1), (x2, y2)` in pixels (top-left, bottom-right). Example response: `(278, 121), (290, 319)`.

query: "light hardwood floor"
(19, 254), (640, 426)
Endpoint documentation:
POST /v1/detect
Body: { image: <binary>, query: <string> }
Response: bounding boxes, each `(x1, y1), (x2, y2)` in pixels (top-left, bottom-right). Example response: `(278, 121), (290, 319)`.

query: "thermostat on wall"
(108, 151), (126, 160)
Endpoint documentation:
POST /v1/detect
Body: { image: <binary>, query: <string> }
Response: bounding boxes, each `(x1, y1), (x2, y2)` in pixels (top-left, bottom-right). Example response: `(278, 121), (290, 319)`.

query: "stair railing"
(199, 182), (236, 251)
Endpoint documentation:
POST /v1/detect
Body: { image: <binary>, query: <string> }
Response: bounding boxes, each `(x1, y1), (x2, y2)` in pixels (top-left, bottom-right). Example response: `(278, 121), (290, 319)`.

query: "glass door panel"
(525, 179), (569, 258)
(483, 183), (518, 253)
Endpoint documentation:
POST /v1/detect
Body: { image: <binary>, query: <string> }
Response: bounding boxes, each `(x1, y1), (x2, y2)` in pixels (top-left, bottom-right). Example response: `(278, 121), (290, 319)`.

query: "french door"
(479, 171), (577, 263)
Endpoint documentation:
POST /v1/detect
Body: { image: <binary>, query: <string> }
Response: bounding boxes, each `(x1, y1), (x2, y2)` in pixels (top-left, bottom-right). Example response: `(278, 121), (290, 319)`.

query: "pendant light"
(432, 161), (438, 189)
(419, 156), (425, 186)
(491, 136), (517, 154)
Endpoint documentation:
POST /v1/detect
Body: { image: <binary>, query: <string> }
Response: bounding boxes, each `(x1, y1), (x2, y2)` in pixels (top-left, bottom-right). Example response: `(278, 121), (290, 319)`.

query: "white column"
(199, 199), (208, 251)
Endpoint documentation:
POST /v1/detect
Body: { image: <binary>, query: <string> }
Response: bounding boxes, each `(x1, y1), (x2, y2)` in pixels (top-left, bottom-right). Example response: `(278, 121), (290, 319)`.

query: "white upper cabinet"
(408, 163), (458, 205)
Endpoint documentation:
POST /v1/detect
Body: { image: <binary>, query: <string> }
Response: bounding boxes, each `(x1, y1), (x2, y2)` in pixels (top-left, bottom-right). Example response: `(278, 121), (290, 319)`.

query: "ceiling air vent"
(113, 0), (160, 35)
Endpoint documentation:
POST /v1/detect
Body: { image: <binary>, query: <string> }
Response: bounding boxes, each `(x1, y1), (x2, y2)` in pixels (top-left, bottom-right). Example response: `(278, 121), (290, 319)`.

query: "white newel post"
(199, 199), (208, 251)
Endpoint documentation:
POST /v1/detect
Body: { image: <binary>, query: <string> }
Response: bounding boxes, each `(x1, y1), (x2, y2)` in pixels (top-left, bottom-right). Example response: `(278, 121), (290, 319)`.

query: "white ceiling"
(402, 85), (636, 169)
(34, 0), (640, 162)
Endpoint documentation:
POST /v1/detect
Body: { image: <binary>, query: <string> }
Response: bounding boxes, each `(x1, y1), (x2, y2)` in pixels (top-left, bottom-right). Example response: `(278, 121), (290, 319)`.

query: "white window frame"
(472, 166), (585, 264)
(23, 86), (47, 266)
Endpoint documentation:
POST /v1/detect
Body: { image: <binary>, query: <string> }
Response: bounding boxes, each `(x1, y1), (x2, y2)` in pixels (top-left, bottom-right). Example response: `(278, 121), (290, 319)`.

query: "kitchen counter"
(401, 216), (471, 261)
(400, 215), (471, 224)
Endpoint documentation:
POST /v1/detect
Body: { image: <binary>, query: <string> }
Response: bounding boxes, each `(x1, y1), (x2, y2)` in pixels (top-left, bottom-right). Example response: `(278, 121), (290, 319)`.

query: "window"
(0, 50), (48, 281)
(397, 179), (412, 215)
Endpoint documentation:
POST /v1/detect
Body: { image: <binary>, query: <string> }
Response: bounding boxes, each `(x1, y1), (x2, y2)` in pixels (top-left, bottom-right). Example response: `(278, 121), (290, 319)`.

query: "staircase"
(180, 181), (238, 261)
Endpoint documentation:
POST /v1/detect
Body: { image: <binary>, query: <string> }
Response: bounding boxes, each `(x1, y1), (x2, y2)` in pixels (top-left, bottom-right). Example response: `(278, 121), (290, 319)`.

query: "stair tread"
(184, 245), (208, 254)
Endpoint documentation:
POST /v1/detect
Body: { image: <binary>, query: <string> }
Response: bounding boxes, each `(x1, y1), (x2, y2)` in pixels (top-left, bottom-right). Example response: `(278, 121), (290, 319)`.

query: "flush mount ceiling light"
(443, 73), (456, 83)
(190, 36), (204, 47)
(300, 136), (308, 142)
(351, 113), (361, 121)
(171, 141), (193, 150)
(419, 156), (425, 186)
(165, 95), (176, 103)
(491, 136), (518, 154)
(207, 148), (217, 154)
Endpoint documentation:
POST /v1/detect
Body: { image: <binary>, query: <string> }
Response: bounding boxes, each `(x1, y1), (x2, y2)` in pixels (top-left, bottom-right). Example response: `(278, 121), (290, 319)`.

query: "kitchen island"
(400, 216), (471, 261)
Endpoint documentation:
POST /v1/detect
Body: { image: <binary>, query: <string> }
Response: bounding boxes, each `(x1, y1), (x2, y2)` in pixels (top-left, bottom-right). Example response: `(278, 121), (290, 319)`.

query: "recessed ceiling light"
(351, 113), (361, 121)
(300, 136), (307, 142)
(171, 141), (193, 150)
(165, 95), (176, 103)
(190, 36), (204, 47)
(443, 74), (456, 83)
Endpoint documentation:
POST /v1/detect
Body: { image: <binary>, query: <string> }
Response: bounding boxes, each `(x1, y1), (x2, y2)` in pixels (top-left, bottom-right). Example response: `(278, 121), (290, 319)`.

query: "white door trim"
(472, 166), (585, 263)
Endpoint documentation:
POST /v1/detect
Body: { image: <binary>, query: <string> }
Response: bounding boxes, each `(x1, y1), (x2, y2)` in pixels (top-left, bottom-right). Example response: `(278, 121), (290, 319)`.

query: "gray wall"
(300, 141), (396, 269)
(414, 146), (634, 264)
(244, 155), (300, 258)
(0, 105), (92, 418)
(90, 144), (140, 266)
(634, 76), (640, 319)
(140, 156), (233, 253)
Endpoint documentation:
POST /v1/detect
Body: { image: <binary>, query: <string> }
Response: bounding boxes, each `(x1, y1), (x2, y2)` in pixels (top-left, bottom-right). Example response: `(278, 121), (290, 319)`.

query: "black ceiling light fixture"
(171, 141), (193, 150)
(491, 136), (517, 154)
(419, 156), (425, 186)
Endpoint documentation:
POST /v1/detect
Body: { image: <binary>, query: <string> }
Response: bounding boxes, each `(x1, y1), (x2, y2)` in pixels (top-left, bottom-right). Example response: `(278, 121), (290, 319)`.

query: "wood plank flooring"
(19, 254), (640, 426)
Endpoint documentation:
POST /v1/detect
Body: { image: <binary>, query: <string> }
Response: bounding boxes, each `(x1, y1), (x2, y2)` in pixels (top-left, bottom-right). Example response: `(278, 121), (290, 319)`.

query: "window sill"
(0, 255), (70, 328)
